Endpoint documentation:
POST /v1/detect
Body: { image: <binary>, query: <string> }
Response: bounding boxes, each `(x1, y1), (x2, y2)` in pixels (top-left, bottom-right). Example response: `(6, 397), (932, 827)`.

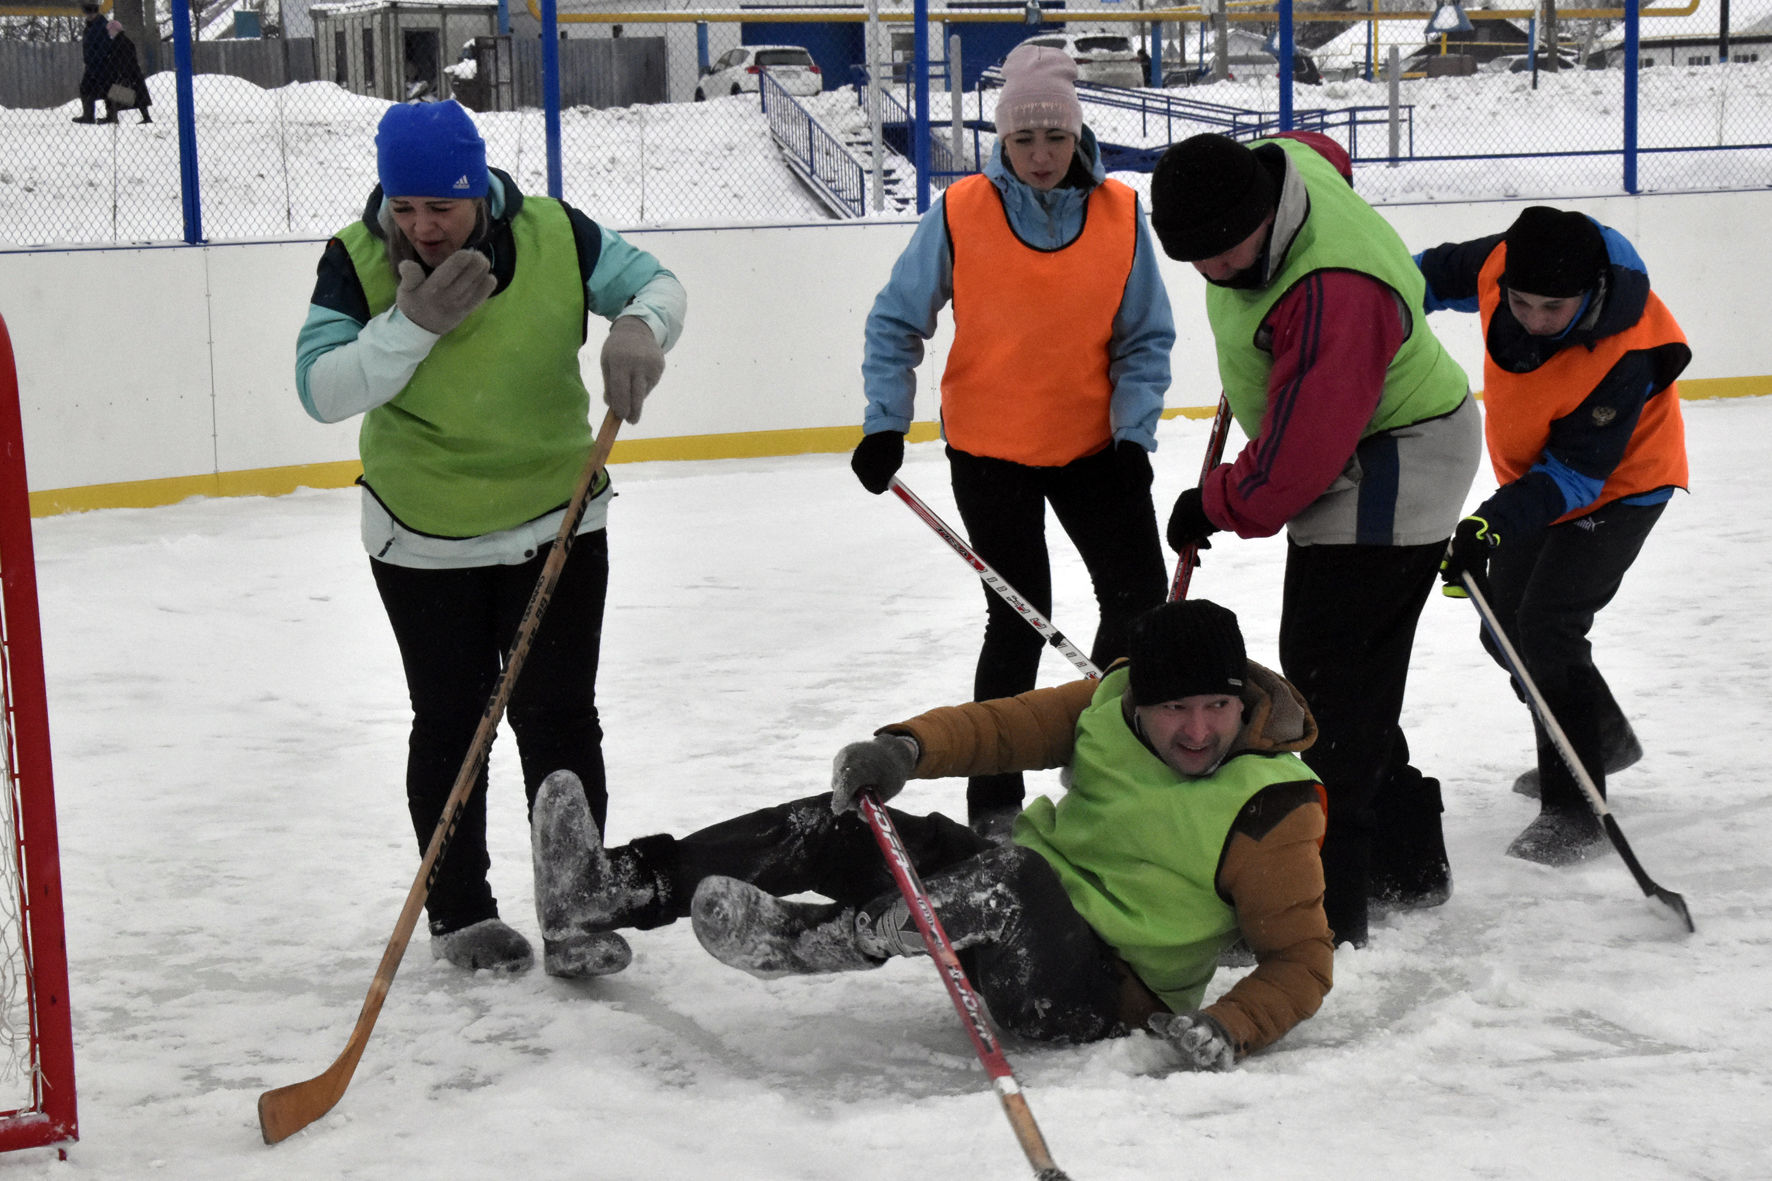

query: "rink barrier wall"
(2, 189), (1765, 518)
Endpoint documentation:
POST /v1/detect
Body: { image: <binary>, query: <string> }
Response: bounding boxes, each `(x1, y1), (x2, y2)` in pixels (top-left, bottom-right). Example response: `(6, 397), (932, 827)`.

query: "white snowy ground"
(9, 394), (1770, 1178)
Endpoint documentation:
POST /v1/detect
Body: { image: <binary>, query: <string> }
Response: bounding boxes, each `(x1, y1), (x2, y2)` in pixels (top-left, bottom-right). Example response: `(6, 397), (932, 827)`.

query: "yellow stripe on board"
(27, 379), (1770, 518)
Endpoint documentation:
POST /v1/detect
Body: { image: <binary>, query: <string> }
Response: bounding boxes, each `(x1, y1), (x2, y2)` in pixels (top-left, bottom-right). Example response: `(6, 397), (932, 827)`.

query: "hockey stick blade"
(1463, 574), (1694, 933)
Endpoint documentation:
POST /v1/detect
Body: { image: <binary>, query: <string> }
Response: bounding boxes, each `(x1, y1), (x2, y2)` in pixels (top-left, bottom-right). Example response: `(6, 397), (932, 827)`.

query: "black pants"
(371, 531), (610, 934)
(947, 443), (1166, 815)
(1279, 539), (1445, 945)
(613, 797), (1127, 1043)
(1481, 500), (1664, 814)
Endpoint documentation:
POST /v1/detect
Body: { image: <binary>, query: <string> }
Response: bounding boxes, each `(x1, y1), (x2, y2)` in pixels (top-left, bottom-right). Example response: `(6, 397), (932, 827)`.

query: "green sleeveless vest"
(1013, 668), (1318, 1011)
(342, 198), (594, 538)
(1208, 138), (1466, 441)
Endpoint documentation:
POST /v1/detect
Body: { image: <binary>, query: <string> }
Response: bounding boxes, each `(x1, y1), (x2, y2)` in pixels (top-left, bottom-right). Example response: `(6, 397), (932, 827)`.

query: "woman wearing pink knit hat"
(853, 42), (1176, 838)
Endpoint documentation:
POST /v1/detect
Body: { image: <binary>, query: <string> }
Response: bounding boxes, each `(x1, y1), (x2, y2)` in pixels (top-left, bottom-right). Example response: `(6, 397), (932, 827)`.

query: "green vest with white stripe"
(1208, 137), (1467, 441)
(1012, 667), (1318, 1012)
(341, 198), (593, 538)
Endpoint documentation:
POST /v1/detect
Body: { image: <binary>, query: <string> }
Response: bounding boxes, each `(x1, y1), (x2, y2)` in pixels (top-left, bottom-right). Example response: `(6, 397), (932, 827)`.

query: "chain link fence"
(2, 4), (1770, 248)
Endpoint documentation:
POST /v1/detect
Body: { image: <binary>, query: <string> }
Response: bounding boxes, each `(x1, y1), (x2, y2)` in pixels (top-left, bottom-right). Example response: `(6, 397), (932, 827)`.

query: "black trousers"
(1481, 499), (1664, 814)
(616, 797), (1127, 1043)
(947, 443), (1166, 815)
(371, 531), (610, 934)
(1279, 539), (1445, 945)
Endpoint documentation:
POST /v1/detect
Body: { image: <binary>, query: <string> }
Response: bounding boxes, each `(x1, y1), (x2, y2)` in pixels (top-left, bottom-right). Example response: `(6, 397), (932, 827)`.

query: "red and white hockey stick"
(888, 477), (1100, 680)
(1168, 396), (1233, 603)
(858, 792), (1072, 1181)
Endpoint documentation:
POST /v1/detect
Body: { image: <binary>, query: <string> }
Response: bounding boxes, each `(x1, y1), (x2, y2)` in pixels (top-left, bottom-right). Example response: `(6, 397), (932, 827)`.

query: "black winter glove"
(830, 734), (919, 813)
(1166, 486), (1220, 554)
(1148, 1010), (1237, 1072)
(1439, 514), (1497, 599)
(850, 430), (905, 495)
(1112, 439), (1153, 488)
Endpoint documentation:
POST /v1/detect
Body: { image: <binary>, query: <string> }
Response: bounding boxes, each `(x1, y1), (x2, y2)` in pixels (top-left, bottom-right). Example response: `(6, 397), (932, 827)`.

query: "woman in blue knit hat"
(294, 100), (687, 977)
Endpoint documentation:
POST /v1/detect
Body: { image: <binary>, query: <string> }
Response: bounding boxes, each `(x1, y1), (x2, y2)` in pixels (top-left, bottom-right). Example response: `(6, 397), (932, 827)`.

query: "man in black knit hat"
(1417, 205), (1690, 864)
(1145, 132), (1482, 947)
(528, 599), (1334, 1071)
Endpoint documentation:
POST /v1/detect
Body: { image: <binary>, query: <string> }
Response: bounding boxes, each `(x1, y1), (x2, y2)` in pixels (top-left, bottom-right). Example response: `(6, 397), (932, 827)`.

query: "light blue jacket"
(860, 129), (1174, 453)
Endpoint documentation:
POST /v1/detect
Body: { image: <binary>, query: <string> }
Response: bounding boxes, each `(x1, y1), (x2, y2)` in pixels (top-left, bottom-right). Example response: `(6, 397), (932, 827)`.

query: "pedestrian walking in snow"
(294, 100), (686, 977)
(530, 599), (1332, 1069)
(1146, 132), (1482, 948)
(1417, 206), (1690, 864)
(71, 1), (113, 125)
(852, 43), (1174, 840)
(103, 19), (152, 125)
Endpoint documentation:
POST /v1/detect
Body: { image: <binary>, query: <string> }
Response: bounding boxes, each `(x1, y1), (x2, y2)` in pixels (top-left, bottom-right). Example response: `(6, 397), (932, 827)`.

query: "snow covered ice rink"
(20, 395), (1772, 1178)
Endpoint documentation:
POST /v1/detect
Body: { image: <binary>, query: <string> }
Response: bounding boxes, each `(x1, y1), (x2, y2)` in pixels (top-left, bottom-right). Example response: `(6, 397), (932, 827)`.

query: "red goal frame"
(0, 314), (77, 1153)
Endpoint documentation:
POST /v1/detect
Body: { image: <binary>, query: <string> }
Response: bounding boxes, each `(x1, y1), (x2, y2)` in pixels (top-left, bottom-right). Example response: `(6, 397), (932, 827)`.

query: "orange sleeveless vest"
(1478, 245), (1688, 522)
(940, 174), (1138, 467)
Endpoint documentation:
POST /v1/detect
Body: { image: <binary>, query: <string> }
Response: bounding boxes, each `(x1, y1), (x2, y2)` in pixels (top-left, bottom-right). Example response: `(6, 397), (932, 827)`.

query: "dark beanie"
(1501, 206), (1607, 298)
(1126, 600), (1247, 706)
(1148, 134), (1276, 262)
(375, 101), (489, 200)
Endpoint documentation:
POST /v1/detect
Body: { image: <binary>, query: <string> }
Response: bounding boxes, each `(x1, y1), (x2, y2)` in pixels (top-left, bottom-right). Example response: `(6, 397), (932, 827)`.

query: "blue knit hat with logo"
(375, 101), (488, 200)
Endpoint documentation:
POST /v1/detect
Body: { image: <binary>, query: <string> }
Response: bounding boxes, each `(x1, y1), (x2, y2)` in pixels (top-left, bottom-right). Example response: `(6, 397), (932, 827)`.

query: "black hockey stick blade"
(1462, 573), (1694, 934)
(1602, 814), (1695, 932)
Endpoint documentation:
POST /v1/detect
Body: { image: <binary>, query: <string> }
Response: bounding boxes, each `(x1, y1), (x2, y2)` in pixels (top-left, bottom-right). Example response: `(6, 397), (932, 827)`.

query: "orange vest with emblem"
(1478, 245), (1688, 522)
(940, 174), (1138, 467)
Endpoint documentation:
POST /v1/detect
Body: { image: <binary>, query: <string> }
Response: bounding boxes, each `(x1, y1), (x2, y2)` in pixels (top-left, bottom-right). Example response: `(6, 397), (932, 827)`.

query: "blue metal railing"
(761, 72), (867, 217)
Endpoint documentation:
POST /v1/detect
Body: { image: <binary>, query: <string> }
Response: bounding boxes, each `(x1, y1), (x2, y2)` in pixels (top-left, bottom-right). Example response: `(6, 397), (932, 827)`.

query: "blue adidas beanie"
(375, 101), (488, 200)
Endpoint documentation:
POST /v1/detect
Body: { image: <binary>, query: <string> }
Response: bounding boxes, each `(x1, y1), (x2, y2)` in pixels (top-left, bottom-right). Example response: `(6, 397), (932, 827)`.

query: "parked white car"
(695, 45), (824, 101)
(1011, 32), (1146, 88)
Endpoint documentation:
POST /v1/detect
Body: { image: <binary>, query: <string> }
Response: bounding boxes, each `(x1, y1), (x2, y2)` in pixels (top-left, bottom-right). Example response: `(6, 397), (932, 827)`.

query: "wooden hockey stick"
(1169, 396), (1233, 603)
(257, 411), (623, 1144)
(1463, 573), (1695, 933)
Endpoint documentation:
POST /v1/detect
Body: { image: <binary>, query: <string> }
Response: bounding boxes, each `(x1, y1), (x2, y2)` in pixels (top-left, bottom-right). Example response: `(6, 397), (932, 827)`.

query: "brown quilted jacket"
(882, 659), (1333, 1059)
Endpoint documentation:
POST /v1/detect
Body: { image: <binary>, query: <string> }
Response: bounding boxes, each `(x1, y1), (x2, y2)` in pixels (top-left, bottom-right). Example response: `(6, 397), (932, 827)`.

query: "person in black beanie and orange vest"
(851, 44), (1175, 840)
(1417, 206), (1690, 865)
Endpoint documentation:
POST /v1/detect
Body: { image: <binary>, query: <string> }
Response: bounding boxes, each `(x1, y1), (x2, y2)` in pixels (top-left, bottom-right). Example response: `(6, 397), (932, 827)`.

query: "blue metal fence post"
(497, 0), (509, 36)
(697, 22), (710, 74)
(170, 0), (202, 243)
(1149, 25), (1162, 86)
(914, 0), (931, 212)
(1279, 0), (1294, 130)
(1624, 0), (1640, 193)
(542, 0), (563, 198)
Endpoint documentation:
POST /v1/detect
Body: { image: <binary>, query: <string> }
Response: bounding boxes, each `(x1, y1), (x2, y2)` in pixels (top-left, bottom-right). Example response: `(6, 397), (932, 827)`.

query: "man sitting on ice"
(530, 599), (1333, 1069)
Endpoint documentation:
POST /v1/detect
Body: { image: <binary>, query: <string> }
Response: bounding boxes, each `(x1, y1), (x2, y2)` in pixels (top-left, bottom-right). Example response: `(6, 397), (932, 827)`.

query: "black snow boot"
(1506, 808), (1604, 865)
(689, 876), (884, 979)
(1370, 772), (1452, 911)
(71, 98), (97, 124)
(1512, 721), (1643, 797)
(530, 770), (633, 978)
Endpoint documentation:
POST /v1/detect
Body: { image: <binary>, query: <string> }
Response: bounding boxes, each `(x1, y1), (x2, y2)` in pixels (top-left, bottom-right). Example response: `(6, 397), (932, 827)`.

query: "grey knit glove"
(1149, 1010), (1237, 1072)
(830, 734), (918, 814)
(600, 316), (665, 424)
(394, 252), (495, 336)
